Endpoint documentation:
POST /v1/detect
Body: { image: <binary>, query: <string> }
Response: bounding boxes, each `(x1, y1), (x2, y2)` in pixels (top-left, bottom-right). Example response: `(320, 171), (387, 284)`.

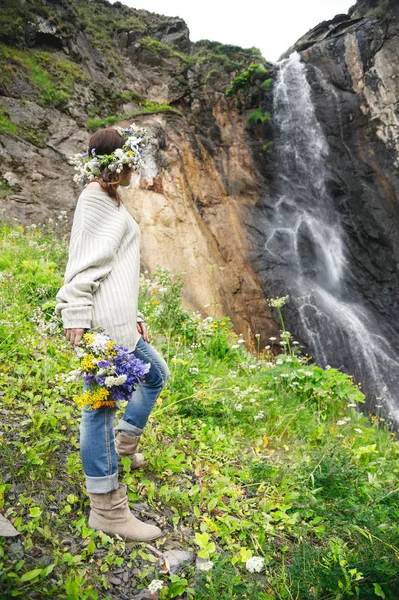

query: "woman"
(55, 125), (170, 541)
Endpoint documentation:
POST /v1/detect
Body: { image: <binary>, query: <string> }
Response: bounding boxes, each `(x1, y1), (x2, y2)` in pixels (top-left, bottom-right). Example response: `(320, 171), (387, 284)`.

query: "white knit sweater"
(55, 189), (144, 351)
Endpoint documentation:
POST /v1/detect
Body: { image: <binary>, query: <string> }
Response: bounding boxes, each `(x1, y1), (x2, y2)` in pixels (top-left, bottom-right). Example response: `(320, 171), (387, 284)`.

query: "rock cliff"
(1, 0), (398, 399)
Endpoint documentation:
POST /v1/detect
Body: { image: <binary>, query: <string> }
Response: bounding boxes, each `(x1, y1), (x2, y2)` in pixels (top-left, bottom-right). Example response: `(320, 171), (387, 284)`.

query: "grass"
(0, 222), (398, 599)
(246, 107), (272, 128)
(86, 103), (184, 131)
(0, 43), (89, 110)
(225, 63), (269, 98)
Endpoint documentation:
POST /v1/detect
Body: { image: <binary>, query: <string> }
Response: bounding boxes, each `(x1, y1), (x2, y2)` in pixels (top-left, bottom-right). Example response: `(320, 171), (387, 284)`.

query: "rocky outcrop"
(1, 0), (398, 373)
(0, 0), (275, 342)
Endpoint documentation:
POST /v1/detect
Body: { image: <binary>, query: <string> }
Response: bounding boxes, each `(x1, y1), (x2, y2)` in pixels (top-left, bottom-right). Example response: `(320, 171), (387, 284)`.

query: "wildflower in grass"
(269, 337), (277, 341)
(254, 411), (264, 421)
(232, 344), (240, 349)
(246, 556), (265, 573)
(249, 398), (257, 403)
(337, 418), (350, 425)
(197, 559), (214, 571)
(347, 403), (356, 408)
(268, 295), (289, 309)
(293, 341), (300, 345)
(147, 579), (164, 593)
(354, 428), (363, 434)
(189, 367), (199, 374)
(238, 338), (245, 344)
(235, 403), (243, 412)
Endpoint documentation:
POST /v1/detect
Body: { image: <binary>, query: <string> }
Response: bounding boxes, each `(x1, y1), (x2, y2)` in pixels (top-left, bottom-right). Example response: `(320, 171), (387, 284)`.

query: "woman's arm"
(55, 229), (117, 330)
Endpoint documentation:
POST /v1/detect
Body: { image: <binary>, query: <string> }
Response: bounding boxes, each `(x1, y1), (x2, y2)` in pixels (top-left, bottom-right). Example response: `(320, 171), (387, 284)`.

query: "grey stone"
(163, 550), (195, 573)
(0, 515), (19, 537)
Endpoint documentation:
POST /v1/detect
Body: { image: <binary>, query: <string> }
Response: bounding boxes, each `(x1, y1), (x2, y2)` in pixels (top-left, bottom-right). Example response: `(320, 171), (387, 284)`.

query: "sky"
(110, 0), (355, 61)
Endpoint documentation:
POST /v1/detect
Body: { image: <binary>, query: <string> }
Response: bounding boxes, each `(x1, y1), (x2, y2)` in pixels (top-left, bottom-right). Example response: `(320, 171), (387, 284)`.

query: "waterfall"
(265, 52), (399, 421)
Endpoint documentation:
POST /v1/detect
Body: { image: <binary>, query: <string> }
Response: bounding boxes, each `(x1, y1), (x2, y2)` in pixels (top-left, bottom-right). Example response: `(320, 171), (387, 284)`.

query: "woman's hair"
(88, 127), (131, 207)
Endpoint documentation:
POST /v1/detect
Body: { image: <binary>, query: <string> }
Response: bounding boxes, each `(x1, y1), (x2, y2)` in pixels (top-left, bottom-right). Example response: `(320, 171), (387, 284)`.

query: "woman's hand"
(137, 321), (150, 343)
(64, 328), (84, 346)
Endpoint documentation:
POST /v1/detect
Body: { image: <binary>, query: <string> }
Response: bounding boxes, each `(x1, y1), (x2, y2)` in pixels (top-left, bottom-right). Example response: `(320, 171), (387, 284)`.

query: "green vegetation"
(262, 78), (273, 90)
(0, 108), (17, 135)
(139, 36), (195, 65)
(0, 223), (398, 598)
(246, 107), (272, 127)
(0, 105), (49, 148)
(225, 63), (269, 98)
(0, 179), (13, 198)
(86, 102), (183, 130)
(0, 0), (73, 48)
(192, 40), (263, 63)
(365, 0), (389, 18)
(0, 43), (89, 110)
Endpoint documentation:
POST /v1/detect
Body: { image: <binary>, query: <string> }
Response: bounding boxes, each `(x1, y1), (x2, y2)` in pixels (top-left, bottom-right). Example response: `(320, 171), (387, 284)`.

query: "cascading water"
(264, 51), (399, 421)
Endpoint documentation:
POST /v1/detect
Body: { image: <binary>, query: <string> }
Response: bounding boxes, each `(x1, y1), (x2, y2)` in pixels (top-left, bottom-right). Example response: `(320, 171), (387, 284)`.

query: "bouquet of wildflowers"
(67, 330), (151, 410)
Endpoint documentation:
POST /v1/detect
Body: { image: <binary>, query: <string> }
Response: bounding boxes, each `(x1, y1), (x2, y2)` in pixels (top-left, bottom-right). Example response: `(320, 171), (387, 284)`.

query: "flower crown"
(68, 123), (151, 186)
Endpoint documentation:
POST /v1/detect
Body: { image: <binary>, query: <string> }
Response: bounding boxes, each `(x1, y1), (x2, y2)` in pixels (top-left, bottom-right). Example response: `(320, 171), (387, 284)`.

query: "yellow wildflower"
(75, 388), (113, 410)
(80, 354), (96, 371)
(83, 333), (95, 344)
(106, 341), (116, 356)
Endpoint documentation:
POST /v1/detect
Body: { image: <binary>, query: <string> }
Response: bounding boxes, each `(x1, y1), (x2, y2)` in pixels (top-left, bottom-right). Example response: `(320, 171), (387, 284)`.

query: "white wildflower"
(235, 403), (243, 412)
(189, 367), (199, 374)
(254, 411), (264, 421)
(65, 369), (82, 383)
(269, 337), (277, 341)
(246, 556), (265, 573)
(232, 344), (240, 349)
(197, 559), (214, 571)
(336, 418), (350, 425)
(89, 333), (111, 353)
(347, 403), (356, 408)
(249, 398), (257, 403)
(285, 357), (293, 362)
(237, 338), (245, 344)
(147, 579), (164, 593)
(74, 346), (85, 358)
(354, 428), (363, 434)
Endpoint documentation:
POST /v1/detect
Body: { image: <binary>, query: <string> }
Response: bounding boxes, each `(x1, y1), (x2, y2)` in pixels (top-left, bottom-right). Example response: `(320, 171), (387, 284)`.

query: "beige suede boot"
(115, 432), (146, 471)
(88, 484), (162, 541)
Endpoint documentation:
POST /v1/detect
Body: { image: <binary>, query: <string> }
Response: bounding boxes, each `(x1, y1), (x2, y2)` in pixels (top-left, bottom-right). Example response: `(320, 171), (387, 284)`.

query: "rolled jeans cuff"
(114, 418), (143, 437)
(85, 472), (119, 494)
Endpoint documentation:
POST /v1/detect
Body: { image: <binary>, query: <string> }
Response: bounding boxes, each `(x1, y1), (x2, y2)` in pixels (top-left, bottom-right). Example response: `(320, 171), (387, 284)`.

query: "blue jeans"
(80, 336), (170, 493)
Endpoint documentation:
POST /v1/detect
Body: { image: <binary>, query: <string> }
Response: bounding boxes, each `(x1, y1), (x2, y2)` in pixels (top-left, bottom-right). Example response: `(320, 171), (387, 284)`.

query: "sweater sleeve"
(55, 230), (117, 329)
(55, 194), (124, 330)
(137, 310), (145, 323)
